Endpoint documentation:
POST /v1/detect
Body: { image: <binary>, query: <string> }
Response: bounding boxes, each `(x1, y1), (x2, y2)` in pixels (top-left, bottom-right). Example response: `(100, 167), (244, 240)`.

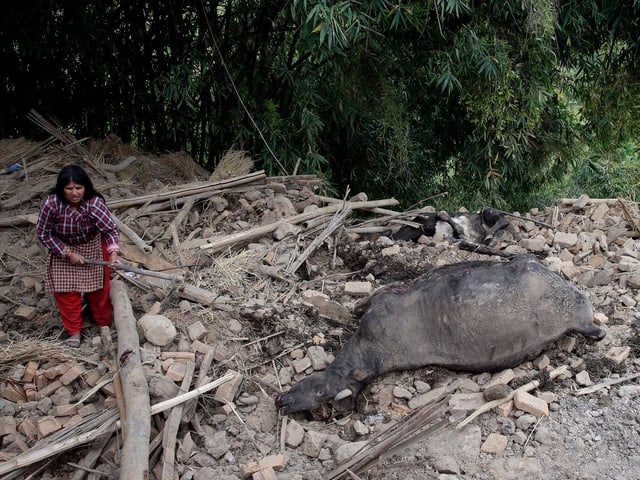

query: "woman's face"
(64, 181), (85, 206)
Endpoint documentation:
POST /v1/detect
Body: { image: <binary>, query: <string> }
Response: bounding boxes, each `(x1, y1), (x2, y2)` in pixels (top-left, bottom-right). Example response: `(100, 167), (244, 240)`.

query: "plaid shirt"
(36, 194), (119, 257)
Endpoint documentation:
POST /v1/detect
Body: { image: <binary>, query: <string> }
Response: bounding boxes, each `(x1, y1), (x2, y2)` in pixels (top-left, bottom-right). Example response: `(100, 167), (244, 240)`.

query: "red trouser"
(54, 242), (113, 336)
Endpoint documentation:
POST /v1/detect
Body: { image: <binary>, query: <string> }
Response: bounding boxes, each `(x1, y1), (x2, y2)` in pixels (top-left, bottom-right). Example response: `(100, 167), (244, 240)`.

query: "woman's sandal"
(65, 333), (81, 348)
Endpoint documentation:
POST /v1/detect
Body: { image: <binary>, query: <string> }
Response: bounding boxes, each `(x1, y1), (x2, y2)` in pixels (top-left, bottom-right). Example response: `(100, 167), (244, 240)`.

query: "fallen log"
(110, 279), (151, 480)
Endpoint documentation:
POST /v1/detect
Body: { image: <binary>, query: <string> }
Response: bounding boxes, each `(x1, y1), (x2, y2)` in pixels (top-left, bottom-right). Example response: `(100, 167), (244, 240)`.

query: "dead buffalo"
(275, 255), (605, 415)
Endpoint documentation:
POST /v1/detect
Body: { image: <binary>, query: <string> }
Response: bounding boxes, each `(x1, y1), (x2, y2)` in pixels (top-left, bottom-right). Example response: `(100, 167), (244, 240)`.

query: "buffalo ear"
(350, 368), (373, 382)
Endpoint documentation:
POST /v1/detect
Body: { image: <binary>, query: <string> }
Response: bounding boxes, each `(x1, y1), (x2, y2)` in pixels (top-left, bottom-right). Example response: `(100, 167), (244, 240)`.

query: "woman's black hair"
(51, 165), (104, 203)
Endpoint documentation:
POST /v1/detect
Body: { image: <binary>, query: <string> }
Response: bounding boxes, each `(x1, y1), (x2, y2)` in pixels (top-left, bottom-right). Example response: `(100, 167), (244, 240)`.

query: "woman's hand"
(66, 252), (85, 265)
(108, 250), (120, 266)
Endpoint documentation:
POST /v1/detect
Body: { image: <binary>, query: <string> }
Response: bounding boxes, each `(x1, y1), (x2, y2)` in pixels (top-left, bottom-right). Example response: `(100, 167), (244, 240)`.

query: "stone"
(241, 454), (286, 478)
(593, 312), (608, 325)
(494, 400), (514, 417)
(138, 314), (177, 347)
(0, 416), (17, 437)
(204, 431), (230, 459)
(414, 380), (431, 394)
(480, 433), (508, 454)
(516, 414), (538, 431)
(457, 378), (481, 393)
(252, 467), (277, 480)
(1, 382), (26, 402)
(536, 391), (558, 404)
(214, 370), (244, 404)
(343, 281), (372, 296)
(520, 236), (547, 252)
(483, 369), (515, 390)
(381, 244), (401, 256)
(22, 361), (38, 383)
(513, 390), (548, 417)
(60, 364), (84, 386)
(334, 441), (368, 464)
(393, 386), (413, 400)
(353, 420), (369, 436)
(557, 336), (576, 352)
(303, 296), (353, 325)
(51, 404), (77, 417)
(14, 305), (37, 320)
(302, 430), (327, 458)
(554, 231), (578, 248)
(291, 357), (312, 374)
(620, 294), (637, 307)
(575, 370), (593, 387)
(166, 362), (186, 382)
(533, 354), (550, 370)
(484, 384), (512, 401)
(448, 393), (486, 411)
(605, 346), (631, 364)
(148, 374), (180, 400)
(408, 387), (447, 410)
(229, 318), (243, 333)
(285, 419), (305, 448)
(37, 416), (62, 439)
(273, 223), (300, 241)
(306, 346), (328, 370)
(187, 321), (207, 341)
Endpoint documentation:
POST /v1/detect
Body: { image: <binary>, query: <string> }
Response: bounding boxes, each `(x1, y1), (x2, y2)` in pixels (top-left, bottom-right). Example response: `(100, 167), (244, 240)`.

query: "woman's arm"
(89, 197), (120, 254)
(36, 195), (68, 257)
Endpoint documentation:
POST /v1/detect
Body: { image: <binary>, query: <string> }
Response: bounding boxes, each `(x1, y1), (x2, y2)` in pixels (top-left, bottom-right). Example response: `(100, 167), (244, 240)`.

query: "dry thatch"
(0, 334), (86, 379)
(209, 149), (254, 181)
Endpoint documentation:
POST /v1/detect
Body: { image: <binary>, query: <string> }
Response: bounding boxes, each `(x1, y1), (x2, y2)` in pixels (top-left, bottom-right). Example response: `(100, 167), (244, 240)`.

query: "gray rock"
(138, 314), (177, 347)
(516, 414), (538, 431)
(302, 430), (327, 457)
(204, 431), (230, 459)
(285, 419), (305, 448)
(484, 384), (512, 401)
(334, 441), (368, 465)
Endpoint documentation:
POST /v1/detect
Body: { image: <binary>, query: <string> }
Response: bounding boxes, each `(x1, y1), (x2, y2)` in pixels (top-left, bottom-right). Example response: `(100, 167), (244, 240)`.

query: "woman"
(36, 165), (120, 347)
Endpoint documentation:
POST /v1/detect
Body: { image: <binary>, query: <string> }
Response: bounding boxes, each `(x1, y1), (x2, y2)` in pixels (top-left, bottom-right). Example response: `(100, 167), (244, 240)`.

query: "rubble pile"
(0, 135), (638, 480)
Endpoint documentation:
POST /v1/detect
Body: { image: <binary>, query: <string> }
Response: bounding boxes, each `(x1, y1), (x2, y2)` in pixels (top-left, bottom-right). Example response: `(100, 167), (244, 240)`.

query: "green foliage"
(542, 142), (640, 203)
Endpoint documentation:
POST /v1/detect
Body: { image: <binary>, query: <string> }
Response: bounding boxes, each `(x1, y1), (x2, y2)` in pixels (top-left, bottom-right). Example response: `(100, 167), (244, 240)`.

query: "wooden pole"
(110, 279), (151, 480)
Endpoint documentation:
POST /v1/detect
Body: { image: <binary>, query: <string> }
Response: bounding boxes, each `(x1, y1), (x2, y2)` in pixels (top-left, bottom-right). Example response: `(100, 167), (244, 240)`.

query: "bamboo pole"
(105, 171), (266, 209)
